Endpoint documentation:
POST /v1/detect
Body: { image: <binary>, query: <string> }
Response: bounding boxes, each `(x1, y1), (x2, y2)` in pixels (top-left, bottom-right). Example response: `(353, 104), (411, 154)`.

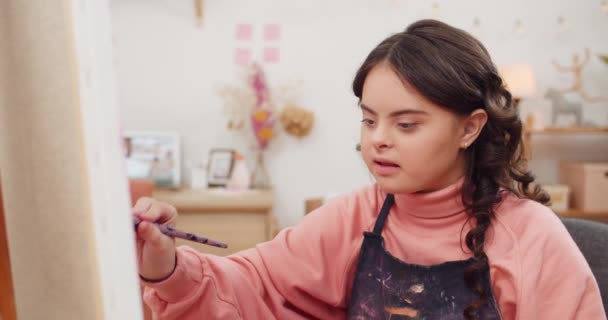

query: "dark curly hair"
(352, 19), (550, 319)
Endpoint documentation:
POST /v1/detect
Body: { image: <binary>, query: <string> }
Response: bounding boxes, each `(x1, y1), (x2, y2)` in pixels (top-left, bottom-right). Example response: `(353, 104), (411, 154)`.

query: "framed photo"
(207, 148), (235, 187)
(122, 131), (181, 189)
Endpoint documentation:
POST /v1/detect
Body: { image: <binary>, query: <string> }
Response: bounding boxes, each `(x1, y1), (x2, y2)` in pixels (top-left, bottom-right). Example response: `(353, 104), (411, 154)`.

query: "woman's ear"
(460, 109), (488, 149)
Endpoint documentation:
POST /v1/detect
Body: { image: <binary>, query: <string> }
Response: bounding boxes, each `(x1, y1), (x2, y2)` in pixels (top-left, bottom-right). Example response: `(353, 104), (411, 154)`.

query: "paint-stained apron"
(347, 194), (502, 320)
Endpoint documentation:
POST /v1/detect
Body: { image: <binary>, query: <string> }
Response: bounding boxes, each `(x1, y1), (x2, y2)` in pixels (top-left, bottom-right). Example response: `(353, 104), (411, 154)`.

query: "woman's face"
(359, 63), (481, 194)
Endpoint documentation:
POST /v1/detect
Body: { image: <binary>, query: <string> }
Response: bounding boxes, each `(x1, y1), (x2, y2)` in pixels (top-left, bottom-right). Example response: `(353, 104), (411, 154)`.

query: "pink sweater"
(143, 182), (606, 319)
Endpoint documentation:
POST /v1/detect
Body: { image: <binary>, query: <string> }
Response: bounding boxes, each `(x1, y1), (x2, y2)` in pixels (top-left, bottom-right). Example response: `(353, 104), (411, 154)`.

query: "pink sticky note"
(263, 47), (279, 64)
(235, 24), (253, 41)
(234, 48), (251, 65)
(264, 24), (281, 41)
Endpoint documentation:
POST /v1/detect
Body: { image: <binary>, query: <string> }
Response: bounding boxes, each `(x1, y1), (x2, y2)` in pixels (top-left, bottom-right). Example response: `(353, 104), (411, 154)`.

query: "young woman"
(133, 19), (605, 319)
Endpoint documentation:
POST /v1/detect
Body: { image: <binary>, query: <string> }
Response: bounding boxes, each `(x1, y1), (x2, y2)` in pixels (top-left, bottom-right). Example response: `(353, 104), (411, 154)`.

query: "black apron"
(347, 194), (502, 319)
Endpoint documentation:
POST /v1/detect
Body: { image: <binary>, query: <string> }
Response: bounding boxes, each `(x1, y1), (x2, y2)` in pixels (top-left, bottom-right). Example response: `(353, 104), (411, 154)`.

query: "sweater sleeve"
(516, 208), (606, 319)
(141, 193), (366, 320)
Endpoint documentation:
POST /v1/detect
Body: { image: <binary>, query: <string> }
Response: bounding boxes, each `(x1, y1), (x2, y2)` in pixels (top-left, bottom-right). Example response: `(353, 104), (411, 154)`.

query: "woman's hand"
(133, 197), (178, 281)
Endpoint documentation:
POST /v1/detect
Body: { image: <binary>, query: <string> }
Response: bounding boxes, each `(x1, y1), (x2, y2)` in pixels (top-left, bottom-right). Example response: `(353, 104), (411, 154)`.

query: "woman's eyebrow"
(360, 103), (428, 117)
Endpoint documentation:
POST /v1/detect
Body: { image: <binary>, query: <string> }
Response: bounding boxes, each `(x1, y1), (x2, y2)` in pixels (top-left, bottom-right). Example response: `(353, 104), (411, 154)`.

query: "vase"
(250, 151), (271, 189)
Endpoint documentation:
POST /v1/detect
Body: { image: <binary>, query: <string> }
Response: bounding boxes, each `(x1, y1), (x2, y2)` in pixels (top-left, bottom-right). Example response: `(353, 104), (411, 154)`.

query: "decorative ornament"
(473, 17), (481, 28)
(545, 88), (583, 126)
(280, 104), (314, 138)
(194, 0), (204, 26)
(248, 63), (276, 150)
(515, 19), (525, 34)
(432, 2), (440, 18)
(557, 16), (570, 32)
(552, 48), (607, 103)
(218, 63), (316, 189)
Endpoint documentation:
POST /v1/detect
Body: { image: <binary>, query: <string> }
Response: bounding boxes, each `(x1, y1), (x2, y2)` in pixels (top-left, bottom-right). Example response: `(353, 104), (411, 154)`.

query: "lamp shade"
(499, 64), (537, 98)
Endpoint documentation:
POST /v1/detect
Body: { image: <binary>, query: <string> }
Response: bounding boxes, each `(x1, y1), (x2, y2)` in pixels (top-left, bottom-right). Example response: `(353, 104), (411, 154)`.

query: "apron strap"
(373, 194), (394, 235)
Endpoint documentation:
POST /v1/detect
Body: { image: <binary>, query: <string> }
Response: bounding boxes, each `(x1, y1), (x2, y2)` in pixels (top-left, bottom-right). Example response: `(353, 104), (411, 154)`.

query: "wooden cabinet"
(523, 125), (608, 223)
(153, 188), (275, 256)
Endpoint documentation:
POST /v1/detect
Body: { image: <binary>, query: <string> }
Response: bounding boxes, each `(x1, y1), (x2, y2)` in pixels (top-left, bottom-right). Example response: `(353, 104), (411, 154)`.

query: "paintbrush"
(133, 215), (228, 249)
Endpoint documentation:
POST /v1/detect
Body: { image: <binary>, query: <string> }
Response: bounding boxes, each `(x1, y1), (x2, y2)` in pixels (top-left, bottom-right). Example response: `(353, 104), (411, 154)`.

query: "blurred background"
(113, 0), (608, 230)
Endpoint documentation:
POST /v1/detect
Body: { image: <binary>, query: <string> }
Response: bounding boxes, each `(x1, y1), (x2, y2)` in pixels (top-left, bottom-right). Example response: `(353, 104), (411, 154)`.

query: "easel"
(0, 178), (16, 320)
(0, 1), (143, 319)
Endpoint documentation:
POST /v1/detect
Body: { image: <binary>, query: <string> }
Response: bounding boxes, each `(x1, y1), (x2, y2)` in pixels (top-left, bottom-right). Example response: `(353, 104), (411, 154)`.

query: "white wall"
(111, 0), (608, 228)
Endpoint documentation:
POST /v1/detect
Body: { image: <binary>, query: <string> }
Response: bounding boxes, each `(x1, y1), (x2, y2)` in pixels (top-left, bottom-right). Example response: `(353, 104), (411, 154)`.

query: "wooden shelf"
(557, 210), (608, 224)
(522, 121), (608, 223)
(152, 188), (276, 255)
(522, 126), (608, 160)
(153, 188), (273, 213)
(526, 127), (608, 134)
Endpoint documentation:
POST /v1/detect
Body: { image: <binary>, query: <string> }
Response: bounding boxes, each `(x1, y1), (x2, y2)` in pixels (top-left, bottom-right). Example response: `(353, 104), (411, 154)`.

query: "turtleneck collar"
(388, 177), (467, 219)
(374, 178), (470, 237)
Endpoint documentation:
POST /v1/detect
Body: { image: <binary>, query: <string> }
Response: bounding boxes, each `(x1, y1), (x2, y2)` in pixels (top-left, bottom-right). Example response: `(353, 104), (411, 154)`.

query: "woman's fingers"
(132, 197), (177, 226)
(136, 221), (165, 247)
(132, 197), (153, 215)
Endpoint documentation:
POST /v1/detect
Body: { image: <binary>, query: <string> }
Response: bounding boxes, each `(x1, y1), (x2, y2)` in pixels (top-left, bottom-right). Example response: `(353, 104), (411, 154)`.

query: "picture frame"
(122, 131), (181, 189)
(207, 148), (236, 187)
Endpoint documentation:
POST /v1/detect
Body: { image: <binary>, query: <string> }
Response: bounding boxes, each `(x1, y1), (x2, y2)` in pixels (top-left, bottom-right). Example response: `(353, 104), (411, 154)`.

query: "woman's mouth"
(372, 159), (401, 176)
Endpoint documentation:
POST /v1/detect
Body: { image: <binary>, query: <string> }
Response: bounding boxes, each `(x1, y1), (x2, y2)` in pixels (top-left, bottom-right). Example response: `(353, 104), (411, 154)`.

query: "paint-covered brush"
(133, 215), (228, 249)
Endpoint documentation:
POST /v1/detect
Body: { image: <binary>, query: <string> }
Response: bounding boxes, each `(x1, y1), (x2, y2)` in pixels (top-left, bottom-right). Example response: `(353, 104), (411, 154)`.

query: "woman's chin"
(374, 177), (418, 194)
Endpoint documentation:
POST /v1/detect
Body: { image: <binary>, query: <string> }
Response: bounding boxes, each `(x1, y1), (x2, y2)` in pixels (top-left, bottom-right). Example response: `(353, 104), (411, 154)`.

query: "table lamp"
(499, 64), (539, 132)
(499, 64), (537, 107)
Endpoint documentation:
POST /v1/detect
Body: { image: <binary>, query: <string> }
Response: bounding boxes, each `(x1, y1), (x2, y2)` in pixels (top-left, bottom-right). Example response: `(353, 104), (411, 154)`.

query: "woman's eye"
(361, 119), (375, 126)
(398, 123), (417, 129)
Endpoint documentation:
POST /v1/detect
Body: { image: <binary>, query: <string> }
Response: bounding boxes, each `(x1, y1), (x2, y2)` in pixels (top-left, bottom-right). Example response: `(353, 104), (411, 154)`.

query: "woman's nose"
(371, 125), (393, 150)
